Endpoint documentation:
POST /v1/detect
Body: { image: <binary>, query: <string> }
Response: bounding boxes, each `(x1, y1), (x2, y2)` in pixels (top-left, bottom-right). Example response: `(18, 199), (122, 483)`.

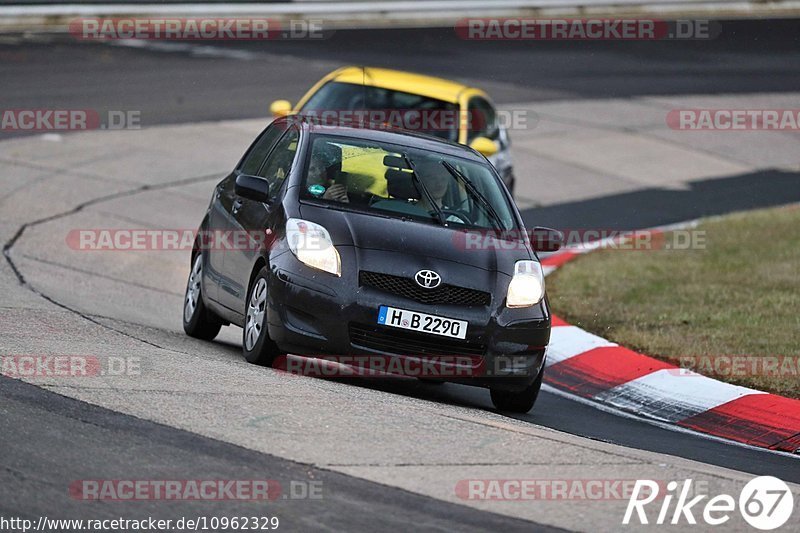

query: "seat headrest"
(385, 168), (420, 200)
(314, 142), (343, 180)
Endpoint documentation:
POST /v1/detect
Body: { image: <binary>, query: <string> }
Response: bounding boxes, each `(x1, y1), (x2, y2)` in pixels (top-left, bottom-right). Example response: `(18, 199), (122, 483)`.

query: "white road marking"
(593, 368), (766, 423)
(110, 39), (259, 61)
(545, 325), (617, 367)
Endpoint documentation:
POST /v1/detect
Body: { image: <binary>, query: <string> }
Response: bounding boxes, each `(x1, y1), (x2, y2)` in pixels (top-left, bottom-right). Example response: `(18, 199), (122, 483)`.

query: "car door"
(220, 125), (300, 313)
(202, 175), (236, 304)
(211, 122), (286, 311)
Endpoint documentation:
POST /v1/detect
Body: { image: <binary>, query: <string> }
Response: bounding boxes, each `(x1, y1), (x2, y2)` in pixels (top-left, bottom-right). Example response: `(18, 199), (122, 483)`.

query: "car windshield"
(299, 82), (460, 142)
(299, 134), (517, 231)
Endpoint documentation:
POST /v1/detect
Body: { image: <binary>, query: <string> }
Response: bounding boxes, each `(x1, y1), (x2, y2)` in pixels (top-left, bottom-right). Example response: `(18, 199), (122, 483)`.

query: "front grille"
(349, 324), (486, 357)
(359, 271), (490, 307)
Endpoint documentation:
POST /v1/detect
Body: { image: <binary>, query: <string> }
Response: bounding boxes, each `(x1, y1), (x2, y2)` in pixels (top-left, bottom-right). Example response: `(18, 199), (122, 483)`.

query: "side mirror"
(235, 174), (271, 203)
(530, 226), (563, 253)
(270, 99), (292, 118)
(469, 136), (498, 158)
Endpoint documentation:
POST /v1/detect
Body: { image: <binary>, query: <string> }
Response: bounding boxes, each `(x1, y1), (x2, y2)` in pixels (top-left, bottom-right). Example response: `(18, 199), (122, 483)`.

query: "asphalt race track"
(3, 20), (800, 133)
(1, 21), (799, 531)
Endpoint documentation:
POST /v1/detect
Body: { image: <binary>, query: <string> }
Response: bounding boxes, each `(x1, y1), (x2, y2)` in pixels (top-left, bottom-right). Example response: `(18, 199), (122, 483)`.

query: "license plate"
(377, 306), (467, 339)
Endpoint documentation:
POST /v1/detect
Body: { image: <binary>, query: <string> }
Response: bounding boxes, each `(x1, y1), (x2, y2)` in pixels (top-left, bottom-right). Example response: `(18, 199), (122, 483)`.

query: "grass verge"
(547, 205), (800, 398)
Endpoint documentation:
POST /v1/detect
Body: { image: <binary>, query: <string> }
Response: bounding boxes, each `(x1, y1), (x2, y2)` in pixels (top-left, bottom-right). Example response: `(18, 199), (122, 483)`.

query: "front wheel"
(242, 267), (280, 366)
(490, 368), (544, 413)
(183, 253), (222, 341)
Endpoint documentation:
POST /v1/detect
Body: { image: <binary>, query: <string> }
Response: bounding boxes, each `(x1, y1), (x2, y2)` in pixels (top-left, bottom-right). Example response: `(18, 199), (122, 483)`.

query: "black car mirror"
(235, 174), (271, 204)
(530, 227), (564, 252)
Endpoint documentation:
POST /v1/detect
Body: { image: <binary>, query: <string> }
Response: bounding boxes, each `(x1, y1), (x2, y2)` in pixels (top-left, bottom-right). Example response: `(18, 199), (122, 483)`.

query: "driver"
(307, 142), (349, 203)
(415, 159), (465, 224)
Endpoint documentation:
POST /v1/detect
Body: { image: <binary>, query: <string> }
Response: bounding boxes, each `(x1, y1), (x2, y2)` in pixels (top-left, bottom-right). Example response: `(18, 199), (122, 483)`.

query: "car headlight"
(286, 218), (341, 276)
(506, 260), (545, 308)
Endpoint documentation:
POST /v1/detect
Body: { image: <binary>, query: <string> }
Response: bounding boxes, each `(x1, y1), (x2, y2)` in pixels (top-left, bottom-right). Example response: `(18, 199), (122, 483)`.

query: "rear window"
(299, 82), (460, 142)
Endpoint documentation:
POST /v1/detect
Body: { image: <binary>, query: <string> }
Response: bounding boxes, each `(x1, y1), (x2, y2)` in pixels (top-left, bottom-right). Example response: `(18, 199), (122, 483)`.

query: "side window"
(467, 97), (499, 143)
(256, 127), (300, 198)
(239, 124), (285, 175)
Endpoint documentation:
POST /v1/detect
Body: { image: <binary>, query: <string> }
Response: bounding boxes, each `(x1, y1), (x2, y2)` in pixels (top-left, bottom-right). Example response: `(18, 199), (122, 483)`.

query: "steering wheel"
(434, 209), (473, 225)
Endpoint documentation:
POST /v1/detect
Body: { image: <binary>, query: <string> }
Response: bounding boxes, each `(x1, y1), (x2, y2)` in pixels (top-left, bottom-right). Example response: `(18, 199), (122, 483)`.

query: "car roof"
(298, 120), (487, 163)
(329, 66), (476, 104)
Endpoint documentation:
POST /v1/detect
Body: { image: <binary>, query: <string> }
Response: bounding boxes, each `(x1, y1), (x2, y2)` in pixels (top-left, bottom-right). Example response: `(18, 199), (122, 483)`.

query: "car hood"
(298, 203), (532, 276)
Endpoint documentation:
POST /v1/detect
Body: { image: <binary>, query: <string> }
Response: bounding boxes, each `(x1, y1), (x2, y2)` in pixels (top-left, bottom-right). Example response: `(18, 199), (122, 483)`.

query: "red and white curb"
(540, 224), (800, 454)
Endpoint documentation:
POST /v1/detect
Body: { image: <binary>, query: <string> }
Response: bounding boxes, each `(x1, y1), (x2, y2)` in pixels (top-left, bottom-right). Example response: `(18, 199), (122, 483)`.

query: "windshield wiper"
(403, 152), (447, 226)
(440, 160), (505, 231)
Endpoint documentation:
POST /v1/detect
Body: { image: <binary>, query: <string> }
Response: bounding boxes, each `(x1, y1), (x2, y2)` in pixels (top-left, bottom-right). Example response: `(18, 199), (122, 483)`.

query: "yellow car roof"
(329, 66), (477, 104)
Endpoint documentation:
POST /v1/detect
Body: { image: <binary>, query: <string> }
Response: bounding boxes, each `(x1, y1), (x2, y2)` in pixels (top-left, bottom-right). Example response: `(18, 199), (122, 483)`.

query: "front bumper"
(266, 250), (550, 391)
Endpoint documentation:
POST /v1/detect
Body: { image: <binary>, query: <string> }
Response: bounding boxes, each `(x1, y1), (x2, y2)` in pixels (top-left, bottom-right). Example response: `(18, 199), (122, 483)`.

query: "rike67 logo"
(623, 476), (794, 530)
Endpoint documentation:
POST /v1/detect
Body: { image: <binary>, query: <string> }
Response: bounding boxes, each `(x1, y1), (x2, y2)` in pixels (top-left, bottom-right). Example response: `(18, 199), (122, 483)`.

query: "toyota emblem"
(415, 270), (441, 289)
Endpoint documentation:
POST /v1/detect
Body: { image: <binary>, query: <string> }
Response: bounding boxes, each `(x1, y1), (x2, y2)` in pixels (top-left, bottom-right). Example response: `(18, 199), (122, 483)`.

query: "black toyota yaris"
(183, 116), (560, 412)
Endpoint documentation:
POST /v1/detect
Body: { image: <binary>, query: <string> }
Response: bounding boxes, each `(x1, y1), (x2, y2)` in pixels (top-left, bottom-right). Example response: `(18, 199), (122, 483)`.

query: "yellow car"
(270, 66), (516, 194)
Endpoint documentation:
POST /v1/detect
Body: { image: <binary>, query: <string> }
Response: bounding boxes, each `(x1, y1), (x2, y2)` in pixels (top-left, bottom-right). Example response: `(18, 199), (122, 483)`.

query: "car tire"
(242, 267), (281, 366)
(183, 253), (223, 341)
(489, 368), (544, 413)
